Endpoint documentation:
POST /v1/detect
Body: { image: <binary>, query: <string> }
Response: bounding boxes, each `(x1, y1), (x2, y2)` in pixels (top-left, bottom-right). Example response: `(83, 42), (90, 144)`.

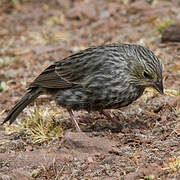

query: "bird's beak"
(153, 79), (164, 94)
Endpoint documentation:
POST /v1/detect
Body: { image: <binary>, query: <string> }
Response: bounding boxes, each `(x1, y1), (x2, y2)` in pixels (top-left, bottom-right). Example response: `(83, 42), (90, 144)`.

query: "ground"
(0, 0), (180, 179)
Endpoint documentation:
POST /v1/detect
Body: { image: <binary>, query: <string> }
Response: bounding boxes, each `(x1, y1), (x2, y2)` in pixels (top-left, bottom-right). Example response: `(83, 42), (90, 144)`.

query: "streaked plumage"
(2, 44), (163, 132)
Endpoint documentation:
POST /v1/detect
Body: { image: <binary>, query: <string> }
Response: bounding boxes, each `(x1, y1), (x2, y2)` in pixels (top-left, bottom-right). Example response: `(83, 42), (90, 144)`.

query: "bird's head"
(127, 45), (164, 94)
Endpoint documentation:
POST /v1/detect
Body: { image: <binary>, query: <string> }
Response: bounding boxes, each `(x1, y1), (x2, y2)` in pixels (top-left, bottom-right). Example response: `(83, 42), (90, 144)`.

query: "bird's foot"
(100, 110), (123, 129)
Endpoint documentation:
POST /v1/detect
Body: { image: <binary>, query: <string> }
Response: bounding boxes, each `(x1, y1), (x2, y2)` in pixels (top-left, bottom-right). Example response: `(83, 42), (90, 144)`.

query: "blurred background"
(0, 0), (180, 179)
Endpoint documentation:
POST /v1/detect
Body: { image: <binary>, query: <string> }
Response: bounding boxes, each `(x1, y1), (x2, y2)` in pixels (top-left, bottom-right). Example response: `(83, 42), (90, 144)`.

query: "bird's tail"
(2, 88), (42, 125)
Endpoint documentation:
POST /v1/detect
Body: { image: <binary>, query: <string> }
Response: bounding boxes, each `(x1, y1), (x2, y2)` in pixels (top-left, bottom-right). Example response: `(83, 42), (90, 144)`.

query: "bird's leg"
(100, 110), (121, 125)
(68, 109), (82, 132)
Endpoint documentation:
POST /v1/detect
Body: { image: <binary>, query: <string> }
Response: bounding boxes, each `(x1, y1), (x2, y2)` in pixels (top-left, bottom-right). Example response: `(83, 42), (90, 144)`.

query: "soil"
(0, 0), (180, 179)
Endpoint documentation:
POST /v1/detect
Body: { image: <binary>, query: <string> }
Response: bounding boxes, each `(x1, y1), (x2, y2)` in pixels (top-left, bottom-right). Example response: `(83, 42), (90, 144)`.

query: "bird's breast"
(55, 83), (143, 111)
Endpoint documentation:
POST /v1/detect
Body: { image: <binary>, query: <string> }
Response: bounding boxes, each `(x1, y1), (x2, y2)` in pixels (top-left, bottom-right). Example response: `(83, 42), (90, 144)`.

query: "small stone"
(87, 156), (94, 163)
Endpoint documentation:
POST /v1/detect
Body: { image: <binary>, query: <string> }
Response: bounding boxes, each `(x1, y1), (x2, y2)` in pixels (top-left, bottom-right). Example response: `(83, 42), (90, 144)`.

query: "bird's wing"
(29, 63), (73, 89)
(29, 46), (108, 89)
(55, 47), (107, 85)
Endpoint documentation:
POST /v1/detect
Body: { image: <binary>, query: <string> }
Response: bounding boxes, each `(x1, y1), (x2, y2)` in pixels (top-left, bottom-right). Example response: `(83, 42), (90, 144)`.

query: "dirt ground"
(0, 0), (180, 179)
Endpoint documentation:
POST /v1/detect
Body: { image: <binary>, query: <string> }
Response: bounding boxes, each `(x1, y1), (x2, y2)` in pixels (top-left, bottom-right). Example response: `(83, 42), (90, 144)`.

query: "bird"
(2, 44), (163, 132)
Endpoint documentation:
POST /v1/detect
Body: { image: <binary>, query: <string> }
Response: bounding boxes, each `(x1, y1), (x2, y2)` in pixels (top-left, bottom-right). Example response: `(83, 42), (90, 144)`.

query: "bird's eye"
(143, 71), (153, 79)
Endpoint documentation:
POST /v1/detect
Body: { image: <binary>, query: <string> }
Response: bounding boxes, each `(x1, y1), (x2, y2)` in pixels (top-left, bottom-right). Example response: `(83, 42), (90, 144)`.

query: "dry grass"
(3, 104), (64, 144)
(163, 157), (180, 174)
(24, 106), (64, 143)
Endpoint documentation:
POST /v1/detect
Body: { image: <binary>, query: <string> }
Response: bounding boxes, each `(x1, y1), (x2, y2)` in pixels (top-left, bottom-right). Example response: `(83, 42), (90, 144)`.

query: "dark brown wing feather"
(55, 46), (108, 84)
(29, 64), (73, 89)
(29, 45), (109, 89)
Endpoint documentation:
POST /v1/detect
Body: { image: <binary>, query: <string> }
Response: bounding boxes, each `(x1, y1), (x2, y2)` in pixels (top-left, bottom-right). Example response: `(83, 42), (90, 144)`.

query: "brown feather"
(29, 64), (73, 89)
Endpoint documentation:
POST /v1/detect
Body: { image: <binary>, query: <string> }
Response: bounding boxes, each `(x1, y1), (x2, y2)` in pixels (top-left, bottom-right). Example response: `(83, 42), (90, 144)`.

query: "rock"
(61, 132), (114, 154)
(162, 23), (180, 42)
